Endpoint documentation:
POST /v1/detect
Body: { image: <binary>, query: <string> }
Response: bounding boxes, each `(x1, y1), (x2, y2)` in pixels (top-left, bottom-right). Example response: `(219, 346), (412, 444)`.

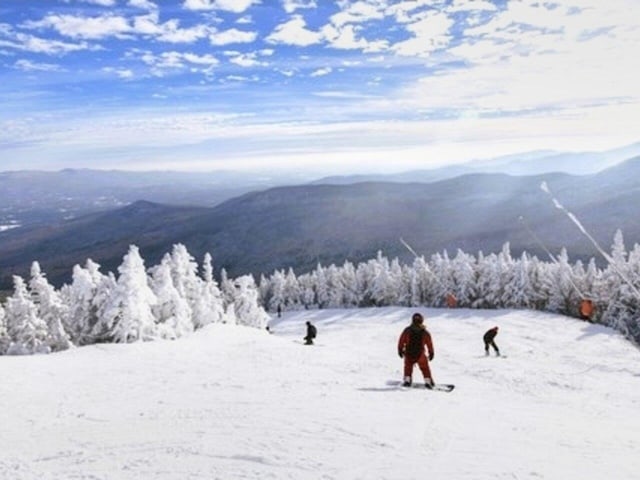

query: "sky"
(2, 307), (640, 478)
(1, 0), (639, 174)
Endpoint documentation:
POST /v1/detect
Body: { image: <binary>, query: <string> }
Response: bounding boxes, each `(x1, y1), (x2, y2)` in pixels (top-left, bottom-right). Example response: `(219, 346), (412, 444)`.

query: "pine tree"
(231, 275), (270, 329)
(545, 249), (579, 315)
(94, 245), (158, 343)
(298, 273), (316, 309)
(29, 261), (72, 352)
(341, 261), (360, 308)
(64, 263), (99, 345)
(150, 257), (192, 339)
(194, 253), (225, 327)
(268, 270), (286, 313)
(284, 268), (302, 309)
(451, 249), (476, 307)
(4, 276), (49, 354)
(0, 302), (9, 354)
(409, 256), (435, 307)
(325, 264), (345, 308)
(219, 268), (236, 308)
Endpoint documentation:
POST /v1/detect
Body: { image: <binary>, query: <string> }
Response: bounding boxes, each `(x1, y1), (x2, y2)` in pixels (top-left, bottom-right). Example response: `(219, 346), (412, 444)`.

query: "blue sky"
(1, 0), (639, 174)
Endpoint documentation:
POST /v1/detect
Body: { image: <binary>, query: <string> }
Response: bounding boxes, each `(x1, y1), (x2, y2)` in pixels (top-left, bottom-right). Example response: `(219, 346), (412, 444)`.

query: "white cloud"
(0, 30), (93, 55)
(182, 0), (260, 13)
(25, 14), (132, 40)
(310, 66), (332, 77)
(322, 23), (388, 52)
(276, 68), (296, 77)
(266, 15), (324, 46)
(138, 50), (219, 75)
(209, 28), (257, 46)
(128, 0), (158, 10)
(447, 0), (497, 13)
(130, 13), (210, 43)
(282, 0), (317, 14)
(102, 66), (134, 79)
(392, 10), (454, 57)
(386, 0), (438, 23)
(156, 20), (210, 43)
(330, 1), (385, 27)
(227, 51), (267, 67)
(13, 59), (63, 72)
(76, 0), (117, 6)
(236, 15), (253, 25)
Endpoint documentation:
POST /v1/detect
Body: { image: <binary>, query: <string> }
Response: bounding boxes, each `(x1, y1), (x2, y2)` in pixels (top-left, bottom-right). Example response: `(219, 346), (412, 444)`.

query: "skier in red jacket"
(397, 312), (435, 388)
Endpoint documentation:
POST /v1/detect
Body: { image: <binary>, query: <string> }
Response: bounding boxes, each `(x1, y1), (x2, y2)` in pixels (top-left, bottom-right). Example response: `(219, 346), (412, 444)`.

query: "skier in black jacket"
(304, 321), (317, 345)
(483, 326), (500, 356)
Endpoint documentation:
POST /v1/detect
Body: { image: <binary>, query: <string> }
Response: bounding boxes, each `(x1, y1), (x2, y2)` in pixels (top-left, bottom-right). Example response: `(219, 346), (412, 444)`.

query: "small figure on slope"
(483, 326), (500, 356)
(397, 312), (435, 388)
(304, 321), (317, 345)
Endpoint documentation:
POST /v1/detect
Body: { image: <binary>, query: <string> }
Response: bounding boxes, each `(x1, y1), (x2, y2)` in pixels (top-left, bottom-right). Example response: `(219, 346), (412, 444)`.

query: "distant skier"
(483, 326), (500, 356)
(397, 312), (435, 388)
(304, 321), (317, 345)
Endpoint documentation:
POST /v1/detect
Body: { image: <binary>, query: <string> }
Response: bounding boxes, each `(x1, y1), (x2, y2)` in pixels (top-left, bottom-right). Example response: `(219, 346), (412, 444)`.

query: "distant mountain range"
(2, 142), (639, 232)
(0, 169), (311, 229)
(311, 142), (640, 185)
(1, 156), (640, 288)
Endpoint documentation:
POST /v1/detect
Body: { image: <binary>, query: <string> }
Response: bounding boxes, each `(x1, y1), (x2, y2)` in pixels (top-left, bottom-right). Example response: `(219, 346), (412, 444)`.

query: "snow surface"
(1, 307), (639, 479)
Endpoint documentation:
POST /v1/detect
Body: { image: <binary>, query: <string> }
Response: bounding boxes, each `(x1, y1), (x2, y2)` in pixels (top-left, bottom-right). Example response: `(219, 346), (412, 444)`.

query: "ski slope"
(1, 307), (639, 479)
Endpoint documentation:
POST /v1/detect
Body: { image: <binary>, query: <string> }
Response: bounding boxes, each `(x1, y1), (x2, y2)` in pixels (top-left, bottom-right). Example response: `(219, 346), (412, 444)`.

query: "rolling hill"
(1, 157), (640, 287)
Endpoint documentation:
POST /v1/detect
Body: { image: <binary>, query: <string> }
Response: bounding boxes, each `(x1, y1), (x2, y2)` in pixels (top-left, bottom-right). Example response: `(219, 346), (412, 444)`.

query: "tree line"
(1, 230), (639, 355)
(258, 230), (640, 344)
(0, 244), (268, 355)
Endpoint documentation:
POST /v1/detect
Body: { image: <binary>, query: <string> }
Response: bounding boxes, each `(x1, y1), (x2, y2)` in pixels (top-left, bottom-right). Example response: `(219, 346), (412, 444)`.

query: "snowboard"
(387, 380), (455, 392)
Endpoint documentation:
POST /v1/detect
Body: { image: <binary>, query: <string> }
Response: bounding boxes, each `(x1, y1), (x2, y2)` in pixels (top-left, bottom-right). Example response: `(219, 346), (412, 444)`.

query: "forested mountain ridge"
(1, 157), (640, 289)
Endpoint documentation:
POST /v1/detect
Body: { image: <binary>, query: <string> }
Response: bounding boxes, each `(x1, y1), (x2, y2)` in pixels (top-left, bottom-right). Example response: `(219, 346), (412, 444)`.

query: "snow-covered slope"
(1, 307), (639, 479)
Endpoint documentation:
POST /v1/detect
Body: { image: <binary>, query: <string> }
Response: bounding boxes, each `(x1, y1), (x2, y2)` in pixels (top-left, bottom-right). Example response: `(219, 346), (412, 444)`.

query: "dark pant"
(484, 340), (499, 355)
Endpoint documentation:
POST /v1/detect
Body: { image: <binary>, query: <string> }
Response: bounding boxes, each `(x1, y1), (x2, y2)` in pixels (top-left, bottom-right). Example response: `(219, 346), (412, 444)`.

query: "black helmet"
(411, 313), (424, 325)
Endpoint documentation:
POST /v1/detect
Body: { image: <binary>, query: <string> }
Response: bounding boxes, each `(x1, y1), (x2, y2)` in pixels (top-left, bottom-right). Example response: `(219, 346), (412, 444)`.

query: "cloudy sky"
(1, 0), (639, 173)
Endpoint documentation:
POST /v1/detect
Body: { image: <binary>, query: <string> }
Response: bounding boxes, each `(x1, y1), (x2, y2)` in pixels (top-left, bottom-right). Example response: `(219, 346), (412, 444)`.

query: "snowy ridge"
(1, 307), (638, 479)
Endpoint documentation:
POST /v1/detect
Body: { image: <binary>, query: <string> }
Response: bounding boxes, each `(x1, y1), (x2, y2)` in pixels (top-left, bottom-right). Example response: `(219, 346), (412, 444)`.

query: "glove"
(428, 352), (434, 361)
(398, 350), (404, 358)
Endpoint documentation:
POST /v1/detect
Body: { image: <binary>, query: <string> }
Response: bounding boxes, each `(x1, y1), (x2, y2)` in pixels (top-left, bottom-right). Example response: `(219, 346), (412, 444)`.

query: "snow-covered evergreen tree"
(29, 261), (72, 352)
(340, 261), (360, 308)
(313, 264), (329, 308)
(64, 262), (99, 345)
(0, 302), (8, 354)
(4, 276), (49, 354)
(268, 269), (286, 313)
(94, 245), (158, 343)
(167, 244), (204, 327)
(545, 249), (580, 315)
(283, 268), (302, 309)
(450, 249), (476, 307)
(409, 256), (435, 307)
(194, 252), (225, 327)
(501, 253), (534, 309)
(231, 275), (269, 329)
(294, 273), (314, 309)
(325, 264), (345, 308)
(150, 257), (192, 339)
(219, 268), (236, 308)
